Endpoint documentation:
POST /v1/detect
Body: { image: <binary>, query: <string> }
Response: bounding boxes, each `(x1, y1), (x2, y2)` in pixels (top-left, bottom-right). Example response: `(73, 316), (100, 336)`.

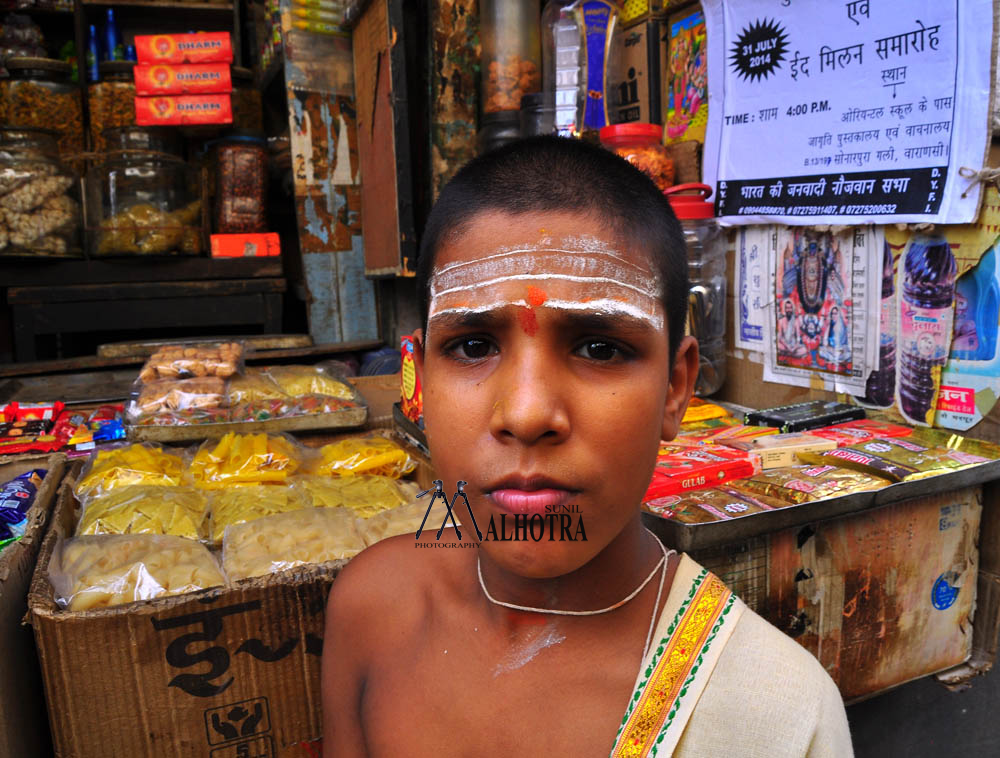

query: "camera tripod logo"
(415, 480), (483, 541)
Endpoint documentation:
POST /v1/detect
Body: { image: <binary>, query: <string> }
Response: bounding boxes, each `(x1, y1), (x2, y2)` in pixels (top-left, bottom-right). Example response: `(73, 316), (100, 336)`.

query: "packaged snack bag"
(0, 469), (45, 549)
(207, 484), (309, 543)
(50, 534), (224, 611)
(644, 445), (760, 500)
(76, 486), (209, 541)
(138, 341), (244, 382)
(729, 465), (888, 505)
(293, 475), (417, 518)
(643, 486), (779, 523)
(799, 438), (991, 483)
(307, 434), (417, 479)
(75, 443), (185, 498)
(361, 501), (455, 546)
(189, 433), (302, 488)
(807, 419), (913, 447)
(222, 507), (365, 581)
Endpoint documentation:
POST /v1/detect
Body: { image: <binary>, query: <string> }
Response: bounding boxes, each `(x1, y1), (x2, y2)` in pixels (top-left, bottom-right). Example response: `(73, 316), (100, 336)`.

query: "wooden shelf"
(81, 0), (234, 11)
(0, 256), (282, 287)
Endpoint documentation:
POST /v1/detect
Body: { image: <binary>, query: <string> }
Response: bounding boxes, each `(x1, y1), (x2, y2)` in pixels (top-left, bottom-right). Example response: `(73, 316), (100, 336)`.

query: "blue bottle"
(103, 9), (124, 62)
(950, 246), (999, 362)
(86, 24), (100, 82)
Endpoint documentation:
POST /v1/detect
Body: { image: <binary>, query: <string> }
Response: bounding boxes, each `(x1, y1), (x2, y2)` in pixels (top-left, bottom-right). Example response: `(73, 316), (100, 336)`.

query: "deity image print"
(667, 9), (708, 140)
(777, 230), (852, 374)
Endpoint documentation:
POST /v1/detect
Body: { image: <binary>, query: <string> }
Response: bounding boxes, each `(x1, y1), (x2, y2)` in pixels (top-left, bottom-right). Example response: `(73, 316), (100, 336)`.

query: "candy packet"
(50, 533), (225, 611)
(644, 486), (782, 524)
(798, 437), (991, 483)
(0, 469), (45, 549)
(806, 419), (913, 447)
(222, 507), (365, 581)
(729, 465), (888, 505)
(644, 445), (760, 500)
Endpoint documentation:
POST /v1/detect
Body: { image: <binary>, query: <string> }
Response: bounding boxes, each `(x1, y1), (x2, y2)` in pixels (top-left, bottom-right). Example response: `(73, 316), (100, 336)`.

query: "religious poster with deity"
(702, 0), (993, 225)
(763, 226), (881, 393)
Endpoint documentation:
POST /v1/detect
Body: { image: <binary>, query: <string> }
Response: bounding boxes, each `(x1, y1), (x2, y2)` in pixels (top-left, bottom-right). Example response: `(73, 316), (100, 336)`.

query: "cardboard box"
(135, 94), (233, 126)
(608, 13), (667, 125)
(134, 63), (233, 95)
(722, 432), (837, 469)
(28, 449), (434, 757)
(135, 33), (234, 65)
(0, 454), (66, 758)
(211, 233), (281, 258)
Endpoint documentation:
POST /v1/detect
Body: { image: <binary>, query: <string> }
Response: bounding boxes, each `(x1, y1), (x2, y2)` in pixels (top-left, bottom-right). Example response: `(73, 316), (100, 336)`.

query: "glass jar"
(0, 128), (81, 258)
(86, 150), (202, 257)
(231, 67), (263, 132)
(102, 126), (181, 156)
(665, 183), (727, 396)
(477, 111), (521, 156)
(599, 123), (675, 192)
(88, 61), (136, 153)
(480, 0), (541, 114)
(519, 92), (557, 137)
(541, 0), (581, 136)
(215, 134), (268, 233)
(0, 58), (84, 163)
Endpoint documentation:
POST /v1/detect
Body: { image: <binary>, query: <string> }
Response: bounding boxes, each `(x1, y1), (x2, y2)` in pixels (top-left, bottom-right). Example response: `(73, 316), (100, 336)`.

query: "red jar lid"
(599, 122), (663, 145)
(664, 183), (715, 219)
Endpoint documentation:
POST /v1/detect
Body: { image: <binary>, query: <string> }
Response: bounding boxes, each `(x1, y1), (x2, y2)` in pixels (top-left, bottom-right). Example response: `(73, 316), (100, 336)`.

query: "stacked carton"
(133, 32), (234, 126)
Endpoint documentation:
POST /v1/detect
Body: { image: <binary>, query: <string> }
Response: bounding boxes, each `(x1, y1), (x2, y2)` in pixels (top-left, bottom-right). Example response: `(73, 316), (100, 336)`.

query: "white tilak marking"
(432, 273), (660, 300)
(432, 244), (650, 278)
(493, 622), (566, 677)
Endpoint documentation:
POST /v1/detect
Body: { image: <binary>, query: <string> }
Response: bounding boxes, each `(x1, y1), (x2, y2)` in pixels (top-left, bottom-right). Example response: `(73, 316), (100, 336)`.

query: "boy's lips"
(486, 475), (578, 515)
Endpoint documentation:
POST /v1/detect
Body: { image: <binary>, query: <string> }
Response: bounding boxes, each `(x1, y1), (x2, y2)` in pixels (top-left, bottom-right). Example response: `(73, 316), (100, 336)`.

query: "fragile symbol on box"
(205, 697), (271, 745)
(210, 735), (275, 758)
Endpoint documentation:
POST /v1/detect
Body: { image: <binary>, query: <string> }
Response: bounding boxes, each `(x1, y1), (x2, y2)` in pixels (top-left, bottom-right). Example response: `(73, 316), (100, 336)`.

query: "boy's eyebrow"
(550, 309), (661, 334)
(426, 308), (514, 333)
(427, 303), (663, 334)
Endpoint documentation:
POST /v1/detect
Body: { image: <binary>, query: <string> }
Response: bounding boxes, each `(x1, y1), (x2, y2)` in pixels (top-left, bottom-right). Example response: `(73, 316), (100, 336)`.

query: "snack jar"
(664, 183), (727, 396)
(0, 58), (84, 163)
(599, 123), (675, 192)
(0, 127), (81, 257)
(231, 67), (263, 132)
(87, 61), (136, 153)
(86, 150), (202, 257)
(215, 133), (268, 234)
(479, 0), (541, 115)
(102, 125), (181, 156)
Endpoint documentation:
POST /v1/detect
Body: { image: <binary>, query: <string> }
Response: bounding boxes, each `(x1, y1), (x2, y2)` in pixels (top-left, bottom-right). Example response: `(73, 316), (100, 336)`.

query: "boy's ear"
(661, 336), (700, 442)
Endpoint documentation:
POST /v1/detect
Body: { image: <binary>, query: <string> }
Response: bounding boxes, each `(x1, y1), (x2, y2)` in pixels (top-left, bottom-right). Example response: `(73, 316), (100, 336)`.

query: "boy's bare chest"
(360, 620), (642, 758)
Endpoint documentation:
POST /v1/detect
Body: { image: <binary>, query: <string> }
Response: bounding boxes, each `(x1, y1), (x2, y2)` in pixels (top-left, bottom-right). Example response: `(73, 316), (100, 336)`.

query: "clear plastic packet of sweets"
(128, 376), (228, 420)
(49, 533), (225, 611)
(207, 484), (309, 544)
(75, 443), (184, 498)
(189, 432), (302, 489)
(222, 507), (365, 581)
(306, 433), (418, 479)
(137, 341), (244, 383)
(76, 485), (210, 541)
(292, 474), (416, 517)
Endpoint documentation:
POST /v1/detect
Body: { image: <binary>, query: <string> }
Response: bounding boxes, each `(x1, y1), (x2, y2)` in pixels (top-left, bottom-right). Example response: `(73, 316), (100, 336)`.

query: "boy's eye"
(576, 340), (625, 362)
(447, 337), (496, 360)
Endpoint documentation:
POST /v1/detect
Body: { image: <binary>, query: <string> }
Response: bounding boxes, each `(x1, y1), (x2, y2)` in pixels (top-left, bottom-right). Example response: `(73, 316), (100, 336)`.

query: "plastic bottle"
(575, 0), (617, 134)
(541, 0), (580, 136)
(951, 245), (999, 362)
(103, 9), (124, 62)
(86, 24), (100, 83)
(897, 235), (957, 423)
(664, 183), (727, 396)
(860, 240), (896, 406)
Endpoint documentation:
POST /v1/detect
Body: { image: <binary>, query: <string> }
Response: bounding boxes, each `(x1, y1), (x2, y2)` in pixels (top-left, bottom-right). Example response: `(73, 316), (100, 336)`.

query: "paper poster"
(702, 0), (993, 225)
(763, 226), (881, 393)
(666, 5), (708, 143)
(735, 226), (773, 350)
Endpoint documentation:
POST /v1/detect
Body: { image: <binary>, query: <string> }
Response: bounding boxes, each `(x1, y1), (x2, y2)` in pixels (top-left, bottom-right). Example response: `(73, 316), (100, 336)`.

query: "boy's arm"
(805, 675), (854, 758)
(322, 558), (374, 758)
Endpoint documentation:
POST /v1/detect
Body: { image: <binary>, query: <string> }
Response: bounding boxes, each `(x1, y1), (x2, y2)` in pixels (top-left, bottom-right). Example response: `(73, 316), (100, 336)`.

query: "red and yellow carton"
(210, 232), (280, 258)
(134, 94), (232, 126)
(134, 63), (232, 95)
(400, 335), (423, 427)
(134, 32), (233, 65)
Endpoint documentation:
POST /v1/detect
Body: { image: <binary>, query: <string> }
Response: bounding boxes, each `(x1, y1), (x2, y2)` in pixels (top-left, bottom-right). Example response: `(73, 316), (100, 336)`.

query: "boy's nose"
(488, 350), (570, 446)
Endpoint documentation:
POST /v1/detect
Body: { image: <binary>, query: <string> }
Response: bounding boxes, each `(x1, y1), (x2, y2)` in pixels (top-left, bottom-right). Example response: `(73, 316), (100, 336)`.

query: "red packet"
(134, 63), (232, 95)
(643, 445), (760, 500)
(135, 95), (232, 126)
(135, 33), (233, 65)
(210, 233), (280, 258)
(807, 418), (912, 447)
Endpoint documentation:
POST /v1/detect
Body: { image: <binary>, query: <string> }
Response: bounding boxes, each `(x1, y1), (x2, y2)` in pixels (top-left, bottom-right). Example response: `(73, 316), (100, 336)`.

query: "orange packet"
(134, 63), (232, 95)
(134, 95), (232, 126)
(135, 33), (233, 65)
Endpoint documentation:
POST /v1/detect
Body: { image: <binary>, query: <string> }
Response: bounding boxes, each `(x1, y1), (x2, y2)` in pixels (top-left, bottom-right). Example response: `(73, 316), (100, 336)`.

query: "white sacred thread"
(477, 528), (674, 660)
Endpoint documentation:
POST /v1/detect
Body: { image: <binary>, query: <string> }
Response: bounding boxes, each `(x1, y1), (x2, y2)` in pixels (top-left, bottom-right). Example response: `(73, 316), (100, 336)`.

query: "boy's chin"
(480, 541), (600, 581)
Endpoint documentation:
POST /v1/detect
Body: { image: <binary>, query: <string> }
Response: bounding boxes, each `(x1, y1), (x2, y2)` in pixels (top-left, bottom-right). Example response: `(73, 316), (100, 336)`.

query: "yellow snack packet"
(293, 474), (415, 518)
(75, 443), (185, 497)
(266, 365), (354, 399)
(207, 484), (309, 544)
(189, 432), (302, 488)
(307, 435), (418, 479)
(76, 485), (209, 541)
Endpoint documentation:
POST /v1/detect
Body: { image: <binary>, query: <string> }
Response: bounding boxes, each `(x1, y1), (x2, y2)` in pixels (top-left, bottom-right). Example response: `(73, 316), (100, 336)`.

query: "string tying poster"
(702, 0), (993, 226)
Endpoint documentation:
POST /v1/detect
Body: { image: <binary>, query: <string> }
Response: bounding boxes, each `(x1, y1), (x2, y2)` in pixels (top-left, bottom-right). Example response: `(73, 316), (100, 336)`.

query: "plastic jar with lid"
(480, 0), (541, 115)
(231, 67), (263, 132)
(665, 183), (727, 396)
(215, 134), (268, 234)
(102, 126), (181, 156)
(85, 150), (201, 257)
(0, 58), (84, 162)
(599, 123), (674, 192)
(88, 61), (136, 153)
(0, 127), (81, 258)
